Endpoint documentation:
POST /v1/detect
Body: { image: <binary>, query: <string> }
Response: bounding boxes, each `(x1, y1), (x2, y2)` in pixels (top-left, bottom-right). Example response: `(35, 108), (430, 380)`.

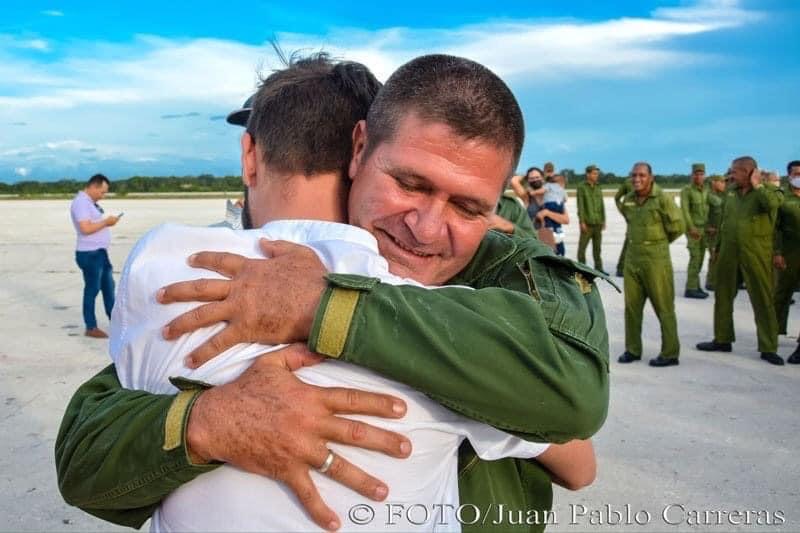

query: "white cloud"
(14, 167), (29, 177)
(0, 34), (51, 52)
(653, 0), (762, 28)
(0, 0), (760, 112)
(41, 10), (64, 17)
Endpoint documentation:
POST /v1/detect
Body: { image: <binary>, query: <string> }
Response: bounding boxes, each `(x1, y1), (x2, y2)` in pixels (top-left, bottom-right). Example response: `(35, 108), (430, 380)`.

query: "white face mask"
(790, 177), (800, 189)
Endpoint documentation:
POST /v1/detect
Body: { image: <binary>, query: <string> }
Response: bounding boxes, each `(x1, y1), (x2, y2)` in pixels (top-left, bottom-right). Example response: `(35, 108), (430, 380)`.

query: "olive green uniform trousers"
(624, 243), (680, 358)
(578, 224), (604, 271)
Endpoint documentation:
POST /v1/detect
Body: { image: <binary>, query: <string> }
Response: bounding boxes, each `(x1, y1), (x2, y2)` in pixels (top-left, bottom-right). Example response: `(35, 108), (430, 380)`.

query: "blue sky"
(1, 0), (798, 182)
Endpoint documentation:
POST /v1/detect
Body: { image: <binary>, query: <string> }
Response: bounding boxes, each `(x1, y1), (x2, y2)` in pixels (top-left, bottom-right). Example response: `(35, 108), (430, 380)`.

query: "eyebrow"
(387, 165), (496, 214)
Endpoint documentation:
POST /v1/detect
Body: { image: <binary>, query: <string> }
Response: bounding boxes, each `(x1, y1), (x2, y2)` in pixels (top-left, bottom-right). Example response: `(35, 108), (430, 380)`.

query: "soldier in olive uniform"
(614, 178), (633, 277)
(705, 174), (727, 291)
(577, 164), (607, 273)
(618, 162), (685, 367)
(697, 156), (785, 365)
(680, 163), (722, 298)
(774, 160), (800, 364)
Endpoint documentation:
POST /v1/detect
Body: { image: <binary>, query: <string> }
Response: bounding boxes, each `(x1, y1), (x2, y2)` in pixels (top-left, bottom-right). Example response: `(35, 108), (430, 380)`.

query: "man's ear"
(241, 132), (258, 187)
(348, 120), (368, 181)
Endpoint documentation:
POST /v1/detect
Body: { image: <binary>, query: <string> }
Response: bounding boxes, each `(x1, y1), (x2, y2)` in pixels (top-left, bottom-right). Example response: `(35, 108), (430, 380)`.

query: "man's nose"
(404, 198), (447, 245)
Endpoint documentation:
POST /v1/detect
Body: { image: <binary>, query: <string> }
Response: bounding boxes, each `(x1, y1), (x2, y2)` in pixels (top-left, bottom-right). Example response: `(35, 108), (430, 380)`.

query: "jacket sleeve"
(755, 184), (784, 213)
(679, 187), (695, 232)
(601, 190), (607, 224)
(773, 203), (785, 255)
(55, 365), (218, 527)
(576, 185), (587, 222)
(308, 246), (610, 444)
(662, 195), (686, 243)
(615, 184), (628, 218)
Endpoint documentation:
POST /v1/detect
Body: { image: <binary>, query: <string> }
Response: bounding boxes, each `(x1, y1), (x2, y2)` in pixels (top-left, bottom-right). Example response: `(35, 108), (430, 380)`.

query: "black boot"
(760, 352), (784, 366)
(649, 356), (679, 367)
(685, 289), (709, 299)
(696, 341), (732, 352)
(617, 352), (641, 363)
(787, 345), (800, 364)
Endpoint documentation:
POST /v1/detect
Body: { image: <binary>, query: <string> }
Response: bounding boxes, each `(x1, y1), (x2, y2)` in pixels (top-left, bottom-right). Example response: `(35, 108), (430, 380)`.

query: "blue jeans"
(75, 249), (115, 330)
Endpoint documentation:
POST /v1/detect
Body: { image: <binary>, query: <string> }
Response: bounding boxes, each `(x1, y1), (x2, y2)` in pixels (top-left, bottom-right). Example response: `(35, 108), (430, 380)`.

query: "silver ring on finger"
(317, 449), (335, 474)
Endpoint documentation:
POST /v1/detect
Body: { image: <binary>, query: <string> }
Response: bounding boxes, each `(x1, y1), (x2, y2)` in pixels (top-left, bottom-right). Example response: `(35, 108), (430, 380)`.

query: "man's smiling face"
(347, 113), (511, 285)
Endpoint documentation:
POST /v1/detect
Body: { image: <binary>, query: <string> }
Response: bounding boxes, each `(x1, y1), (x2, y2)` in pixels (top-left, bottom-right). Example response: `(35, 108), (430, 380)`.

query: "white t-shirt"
(110, 220), (549, 532)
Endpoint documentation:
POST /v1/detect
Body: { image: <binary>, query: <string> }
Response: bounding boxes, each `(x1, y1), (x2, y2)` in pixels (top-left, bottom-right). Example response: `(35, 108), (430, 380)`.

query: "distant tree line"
(1, 171), (715, 196)
(0, 174), (243, 196)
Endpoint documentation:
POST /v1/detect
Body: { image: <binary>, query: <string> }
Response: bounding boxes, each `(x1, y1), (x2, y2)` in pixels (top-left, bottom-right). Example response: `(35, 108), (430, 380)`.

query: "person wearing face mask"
(773, 160), (800, 364)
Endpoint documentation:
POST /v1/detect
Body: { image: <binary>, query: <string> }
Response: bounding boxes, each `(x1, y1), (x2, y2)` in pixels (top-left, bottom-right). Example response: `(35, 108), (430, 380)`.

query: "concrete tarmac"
(0, 197), (797, 531)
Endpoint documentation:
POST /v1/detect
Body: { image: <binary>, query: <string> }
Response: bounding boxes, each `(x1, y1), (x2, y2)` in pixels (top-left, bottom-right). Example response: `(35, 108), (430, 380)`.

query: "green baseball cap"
(710, 174), (726, 182)
(691, 163), (706, 173)
(585, 164), (600, 173)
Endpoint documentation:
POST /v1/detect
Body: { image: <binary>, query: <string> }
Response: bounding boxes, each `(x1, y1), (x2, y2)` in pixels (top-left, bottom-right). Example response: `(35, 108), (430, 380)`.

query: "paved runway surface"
(1, 197), (797, 531)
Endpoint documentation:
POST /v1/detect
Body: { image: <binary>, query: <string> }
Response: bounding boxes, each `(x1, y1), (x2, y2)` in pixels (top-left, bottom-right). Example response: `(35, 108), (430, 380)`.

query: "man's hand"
(488, 213), (515, 234)
(773, 255), (786, 270)
(187, 345), (411, 531)
(750, 167), (762, 188)
(580, 222), (588, 233)
(706, 226), (717, 237)
(158, 239), (327, 367)
(688, 228), (701, 240)
(105, 215), (120, 227)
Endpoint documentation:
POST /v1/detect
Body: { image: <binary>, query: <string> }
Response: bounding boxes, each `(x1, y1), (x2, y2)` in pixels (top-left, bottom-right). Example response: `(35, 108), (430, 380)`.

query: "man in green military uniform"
(614, 178), (633, 277)
(774, 160), (800, 364)
(576, 164), (607, 273)
(697, 156), (784, 365)
(56, 54), (609, 532)
(617, 162), (684, 367)
(680, 163), (721, 299)
(705, 174), (727, 291)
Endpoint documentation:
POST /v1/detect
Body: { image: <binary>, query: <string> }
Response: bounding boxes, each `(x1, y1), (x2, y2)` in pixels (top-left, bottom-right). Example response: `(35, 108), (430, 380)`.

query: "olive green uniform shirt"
(56, 231), (611, 532)
(576, 181), (605, 225)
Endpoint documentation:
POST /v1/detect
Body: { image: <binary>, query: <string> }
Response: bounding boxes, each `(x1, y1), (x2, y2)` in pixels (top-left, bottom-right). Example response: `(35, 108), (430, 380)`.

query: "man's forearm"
(308, 241), (610, 444)
(55, 365), (218, 527)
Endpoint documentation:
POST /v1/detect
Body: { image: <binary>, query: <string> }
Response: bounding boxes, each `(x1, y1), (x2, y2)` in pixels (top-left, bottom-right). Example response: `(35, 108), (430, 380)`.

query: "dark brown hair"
(247, 52), (381, 177)
(363, 54), (524, 175)
(86, 173), (109, 187)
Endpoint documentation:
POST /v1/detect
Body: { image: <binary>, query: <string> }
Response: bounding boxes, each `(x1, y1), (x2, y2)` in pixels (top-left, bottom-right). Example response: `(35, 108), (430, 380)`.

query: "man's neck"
(251, 172), (348, 228)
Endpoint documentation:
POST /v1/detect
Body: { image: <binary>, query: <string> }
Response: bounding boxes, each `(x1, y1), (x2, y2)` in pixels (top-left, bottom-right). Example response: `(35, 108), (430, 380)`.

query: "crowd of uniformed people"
(500, 157), (800, 367)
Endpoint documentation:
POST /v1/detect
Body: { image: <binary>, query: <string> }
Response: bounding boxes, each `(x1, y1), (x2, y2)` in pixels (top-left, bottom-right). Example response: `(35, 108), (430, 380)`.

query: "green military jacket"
(615, 180), (633, 221)
(679, 183), (720, 231)
(56, 230), (611, 531)
(497, 192), (538, 240)
(707, 189), (726, 230)
(576, 181), (605, 225)
(719, 184), (783, 251)
(620, 184), (685, 248)
(774, 191), (800, 255)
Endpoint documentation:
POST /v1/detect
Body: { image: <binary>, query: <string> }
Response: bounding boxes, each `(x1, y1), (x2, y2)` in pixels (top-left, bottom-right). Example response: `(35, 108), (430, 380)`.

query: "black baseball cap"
(225, 94), (255, 127)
